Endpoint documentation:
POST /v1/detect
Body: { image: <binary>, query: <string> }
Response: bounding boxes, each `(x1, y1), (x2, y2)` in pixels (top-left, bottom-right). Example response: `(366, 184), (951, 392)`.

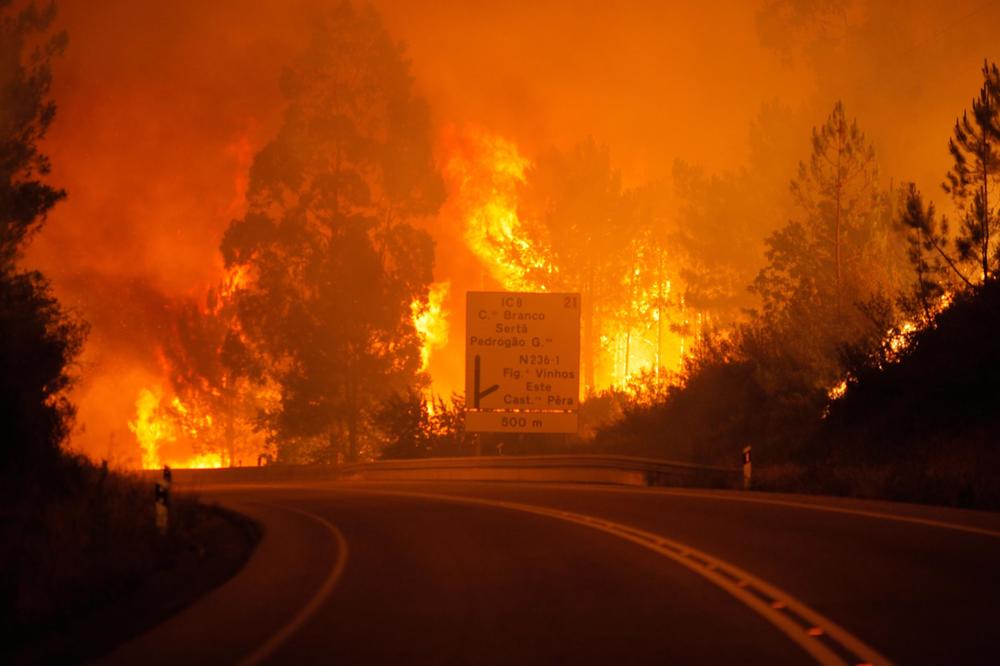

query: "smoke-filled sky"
(23, 0), (1000, 462)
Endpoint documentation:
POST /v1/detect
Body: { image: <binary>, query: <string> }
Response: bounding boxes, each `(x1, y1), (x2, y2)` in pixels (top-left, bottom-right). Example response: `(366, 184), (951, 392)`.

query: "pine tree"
(752, 102), (906, 389)
(516, 139), (630, 391)
(943, 61), (1000, 283)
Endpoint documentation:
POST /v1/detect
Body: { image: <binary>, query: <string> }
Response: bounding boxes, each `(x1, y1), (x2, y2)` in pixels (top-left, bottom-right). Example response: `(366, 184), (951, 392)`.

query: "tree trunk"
(583, 263), (596, 393)
(346, 376), (358, 462)
(835, 138), (843, 316)
(982, 128), (990, 282)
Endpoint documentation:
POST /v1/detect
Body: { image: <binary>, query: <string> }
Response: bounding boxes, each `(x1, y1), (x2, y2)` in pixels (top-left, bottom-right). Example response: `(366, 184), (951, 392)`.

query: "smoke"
(22, 0), (1000, 462)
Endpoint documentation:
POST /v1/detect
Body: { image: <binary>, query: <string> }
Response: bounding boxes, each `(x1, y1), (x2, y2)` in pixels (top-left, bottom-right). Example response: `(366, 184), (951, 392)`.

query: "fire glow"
(412, 281), (451, 372)
(128, 388), (224, 470)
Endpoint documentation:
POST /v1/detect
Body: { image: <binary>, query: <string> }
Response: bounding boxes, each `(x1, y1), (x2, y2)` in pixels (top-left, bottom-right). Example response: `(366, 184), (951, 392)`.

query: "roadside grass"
(2, 454), (259, 664)
(752, 438), (1000, 510)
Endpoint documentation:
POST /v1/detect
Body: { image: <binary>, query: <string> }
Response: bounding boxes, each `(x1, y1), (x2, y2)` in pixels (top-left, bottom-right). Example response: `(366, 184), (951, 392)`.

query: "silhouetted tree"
(790, 101), (879, 312)
(0, 1), (85, 478)
(672, 161), (765, 321)
(943, 61), (1000, 283)
(0, 1), (66, 274)
(751, 103), (907, 388)
(621, 183), (677, 377)
(517, 139), (631, 390)
(155, 282), (276, 467)
(897, 184), (971, 320)
(374, 389), (431, 459)
(220, 4), (443, 462)
(671, 103), (806, 326)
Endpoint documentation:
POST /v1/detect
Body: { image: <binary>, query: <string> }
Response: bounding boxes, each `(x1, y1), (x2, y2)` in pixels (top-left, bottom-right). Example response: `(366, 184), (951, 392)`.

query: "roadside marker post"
(742, 446), (752, 490)
(155, 465), (172, 535)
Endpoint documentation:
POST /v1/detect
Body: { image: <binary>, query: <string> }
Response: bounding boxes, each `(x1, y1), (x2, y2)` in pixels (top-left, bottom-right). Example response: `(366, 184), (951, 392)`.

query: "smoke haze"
(23, 0), (1000, 462)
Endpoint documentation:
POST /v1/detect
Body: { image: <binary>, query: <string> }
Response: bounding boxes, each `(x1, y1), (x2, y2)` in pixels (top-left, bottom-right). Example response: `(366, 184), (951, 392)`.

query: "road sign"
(465, 291), (580, 433)
(465, 410), (579, 434)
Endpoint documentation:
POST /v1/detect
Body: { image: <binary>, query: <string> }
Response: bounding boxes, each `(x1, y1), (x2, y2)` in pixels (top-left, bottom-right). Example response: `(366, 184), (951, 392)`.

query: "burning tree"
(220, 4), (444, 462)
(517, 139), (636, 390)
(155, 274), (275, 467)
(451, 132), (686, 392)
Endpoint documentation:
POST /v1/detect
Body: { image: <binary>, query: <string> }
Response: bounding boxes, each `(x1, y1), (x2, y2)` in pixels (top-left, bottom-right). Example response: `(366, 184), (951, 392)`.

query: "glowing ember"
(828, 379), (848, 401)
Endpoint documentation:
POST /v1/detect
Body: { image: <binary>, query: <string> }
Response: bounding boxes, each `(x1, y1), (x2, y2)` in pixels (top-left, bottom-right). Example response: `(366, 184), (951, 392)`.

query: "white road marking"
(237, 504), (349, 666)
(639, 488), (1000, 539)
(185, 479), (1000, 538)
(343, 487), (894, 666)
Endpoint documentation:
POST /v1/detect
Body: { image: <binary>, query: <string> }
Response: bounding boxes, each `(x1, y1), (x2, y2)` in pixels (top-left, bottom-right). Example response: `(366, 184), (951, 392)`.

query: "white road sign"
(465, 291), (580, 433)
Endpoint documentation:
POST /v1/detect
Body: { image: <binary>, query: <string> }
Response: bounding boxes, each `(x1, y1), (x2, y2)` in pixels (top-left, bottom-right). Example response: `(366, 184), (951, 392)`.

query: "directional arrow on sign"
(473, 354), (500, 408)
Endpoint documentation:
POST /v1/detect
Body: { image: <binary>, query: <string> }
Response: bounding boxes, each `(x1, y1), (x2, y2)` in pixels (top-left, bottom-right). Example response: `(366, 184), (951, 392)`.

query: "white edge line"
(644, 488), (1000, 539)
(237, 504), (349, 666)
(341, 487), (894, 666)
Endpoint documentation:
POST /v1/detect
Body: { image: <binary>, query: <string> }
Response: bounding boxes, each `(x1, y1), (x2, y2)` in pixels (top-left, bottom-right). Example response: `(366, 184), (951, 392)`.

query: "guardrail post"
(742, 446), (752, 490)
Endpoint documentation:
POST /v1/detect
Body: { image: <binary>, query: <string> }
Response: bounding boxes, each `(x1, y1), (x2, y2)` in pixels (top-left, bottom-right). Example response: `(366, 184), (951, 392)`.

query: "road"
(99, 479), (1000, 665)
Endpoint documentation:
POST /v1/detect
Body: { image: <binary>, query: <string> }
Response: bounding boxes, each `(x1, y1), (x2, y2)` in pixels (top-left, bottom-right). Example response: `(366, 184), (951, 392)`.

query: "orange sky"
(23, 0), (1000, 463)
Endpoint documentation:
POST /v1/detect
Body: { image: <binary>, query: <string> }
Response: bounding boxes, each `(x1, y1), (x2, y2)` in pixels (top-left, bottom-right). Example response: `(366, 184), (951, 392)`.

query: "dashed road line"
(344, 487), (894, 666)
(485, 483), (1000, 539)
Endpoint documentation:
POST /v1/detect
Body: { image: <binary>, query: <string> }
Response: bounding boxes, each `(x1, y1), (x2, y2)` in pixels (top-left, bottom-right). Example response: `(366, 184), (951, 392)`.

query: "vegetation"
(4, 457), (258, 664)
(1, 4), (258, 658)
(0, 0), (81, 483)
(221, 3), (444, 463)
(594, 62), (1000, 508)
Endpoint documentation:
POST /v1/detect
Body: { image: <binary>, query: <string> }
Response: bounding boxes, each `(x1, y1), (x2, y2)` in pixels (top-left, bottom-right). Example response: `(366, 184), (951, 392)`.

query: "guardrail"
(153, 454), (741, 489)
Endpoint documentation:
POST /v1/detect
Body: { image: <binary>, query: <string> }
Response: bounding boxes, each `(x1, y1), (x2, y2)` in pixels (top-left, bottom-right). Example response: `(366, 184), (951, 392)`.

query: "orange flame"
(128, 387), (225, 469)
(129, 387), (170, 470)
(445, 128), (685, 394)
(412, 281), (450, 372)
(444, 130), (549, 291)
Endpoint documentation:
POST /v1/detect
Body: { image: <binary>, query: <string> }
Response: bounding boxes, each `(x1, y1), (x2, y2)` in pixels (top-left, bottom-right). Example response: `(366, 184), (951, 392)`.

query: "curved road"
(100, 480), (1000, 665)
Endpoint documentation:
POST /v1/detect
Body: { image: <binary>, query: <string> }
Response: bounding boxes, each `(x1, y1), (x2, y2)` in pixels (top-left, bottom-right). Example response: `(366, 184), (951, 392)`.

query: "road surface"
(99, 479), (1000, 665)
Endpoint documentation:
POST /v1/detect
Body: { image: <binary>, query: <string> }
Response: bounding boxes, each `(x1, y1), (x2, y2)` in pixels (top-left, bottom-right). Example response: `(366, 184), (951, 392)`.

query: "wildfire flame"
(444, 127), (684, 394)
(129, 387), (170, 470)
(827, 292), (954, 403)
(128, 387), (226, 470)
(126, 262), (271, 469)
(445, 129), (549, 291)
(412, 281), (450, 372)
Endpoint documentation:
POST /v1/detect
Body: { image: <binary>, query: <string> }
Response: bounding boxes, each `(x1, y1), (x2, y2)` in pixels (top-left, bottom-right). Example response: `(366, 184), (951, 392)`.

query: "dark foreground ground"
(8, 498), (258, 665)
(94, 478), (1000, 665)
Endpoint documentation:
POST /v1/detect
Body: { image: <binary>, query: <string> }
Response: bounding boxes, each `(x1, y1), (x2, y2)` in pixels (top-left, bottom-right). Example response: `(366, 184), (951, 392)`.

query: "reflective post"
(155, 465), (172, 534)
(742, 446), (752, 490)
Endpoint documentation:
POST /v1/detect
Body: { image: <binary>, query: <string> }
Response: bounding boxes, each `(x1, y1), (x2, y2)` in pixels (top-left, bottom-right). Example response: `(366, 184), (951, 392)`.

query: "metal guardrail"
(338, 454), (739, 488)
(155, 454), (741, 489)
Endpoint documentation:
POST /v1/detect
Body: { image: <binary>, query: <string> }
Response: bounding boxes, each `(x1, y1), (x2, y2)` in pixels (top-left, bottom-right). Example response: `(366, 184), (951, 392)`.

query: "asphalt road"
(99, 480), (1000, 665)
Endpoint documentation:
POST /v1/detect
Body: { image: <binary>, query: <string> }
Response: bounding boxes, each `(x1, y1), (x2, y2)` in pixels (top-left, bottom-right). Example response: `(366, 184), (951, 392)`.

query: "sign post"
(465, 291), (581, 434)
